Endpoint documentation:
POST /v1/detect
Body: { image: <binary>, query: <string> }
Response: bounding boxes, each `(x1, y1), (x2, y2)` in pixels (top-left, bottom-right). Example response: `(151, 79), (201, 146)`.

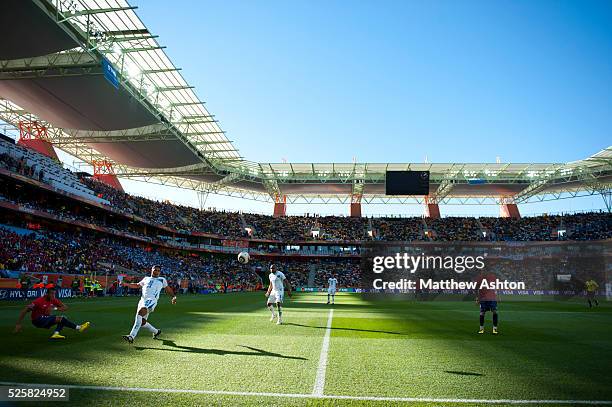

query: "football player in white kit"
(266, 264), (291, 325)
(121, 265), (176, 344)
(327, 273), (338, 304)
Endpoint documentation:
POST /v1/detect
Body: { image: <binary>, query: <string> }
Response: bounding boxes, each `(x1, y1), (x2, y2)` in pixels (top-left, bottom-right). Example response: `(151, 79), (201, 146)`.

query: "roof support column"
(425, 203), (441, 219)
(350, 191), (362, 218)
(500, 198), (521, 219)
(92, 159), (124, 192)
(424, 196), (441, 219)
(350, 179), (364, 217)
(273, 194), (286, 217)
(17, 120), (58, 160)
(350, 202), (362, 217)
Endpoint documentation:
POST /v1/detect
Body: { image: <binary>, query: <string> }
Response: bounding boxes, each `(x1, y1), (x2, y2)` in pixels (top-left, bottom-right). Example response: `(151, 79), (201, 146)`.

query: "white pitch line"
(313, 308), (334, 396)
(0, 382), (611, 405)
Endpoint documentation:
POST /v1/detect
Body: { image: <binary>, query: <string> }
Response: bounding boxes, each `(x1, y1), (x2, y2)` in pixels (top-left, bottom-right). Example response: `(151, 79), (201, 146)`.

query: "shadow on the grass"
(134, 339), (308, 360)
(444, 370), (485, 377)
(284, 322), (404, 335)
(357, 295), (612, 399)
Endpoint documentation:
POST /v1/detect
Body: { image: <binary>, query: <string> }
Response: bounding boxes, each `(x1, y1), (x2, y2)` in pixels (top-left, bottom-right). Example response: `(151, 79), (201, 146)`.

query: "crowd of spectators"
(479, 212), (612, 241)
(2, 150), (610, 243)
(0, 151), (44, 182)
(1, 143), (611, 293)
(0, 192), (156, 242)
(81, 177), (245, 236)
(0, 226), (318, 290)
(9, 174), (612, 243)
(3, 222), (605, 293)
(313, 260), (360, 288)
(373, 217), (429, 241)
(1, 140), (610, 244)
(2, 173), (611, 249)
(4, 178), (612, 245)
(427, 217), (482, 241)
(0, 228), (123, 276)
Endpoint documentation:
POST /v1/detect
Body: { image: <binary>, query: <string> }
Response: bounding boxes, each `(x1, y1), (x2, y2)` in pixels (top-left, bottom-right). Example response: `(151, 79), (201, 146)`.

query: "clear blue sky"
(118, 0), (612, 215)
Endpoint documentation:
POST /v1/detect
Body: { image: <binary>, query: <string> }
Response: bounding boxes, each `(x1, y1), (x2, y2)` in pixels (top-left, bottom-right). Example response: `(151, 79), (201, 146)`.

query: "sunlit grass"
(1, 292), (610, 405)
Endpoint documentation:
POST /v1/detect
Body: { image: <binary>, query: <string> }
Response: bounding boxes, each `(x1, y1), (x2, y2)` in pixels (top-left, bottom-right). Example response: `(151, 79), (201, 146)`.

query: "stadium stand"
(0, 137), (107, 204)
(0, 138), (610, 293)
(61, 171), (612, 243)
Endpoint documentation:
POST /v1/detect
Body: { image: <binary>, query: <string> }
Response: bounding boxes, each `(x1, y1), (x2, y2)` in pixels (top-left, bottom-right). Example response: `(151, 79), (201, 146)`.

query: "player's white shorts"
(328, 288), (337, 295)
(138, 297), (158, 313)
(267, 291), (284, 304)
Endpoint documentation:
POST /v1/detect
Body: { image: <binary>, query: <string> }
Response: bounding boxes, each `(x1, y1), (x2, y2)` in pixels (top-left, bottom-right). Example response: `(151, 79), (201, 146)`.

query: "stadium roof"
(0, 0), (611, 206)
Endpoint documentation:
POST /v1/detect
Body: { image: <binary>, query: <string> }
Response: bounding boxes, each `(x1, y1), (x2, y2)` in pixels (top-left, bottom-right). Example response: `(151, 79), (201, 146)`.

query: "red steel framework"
(273, 194), (287, 217)
(18, 120), (49, 141)
(92, 159), (116, 176)
(17, 120), (58, 160)
(92, 160), (124, 191)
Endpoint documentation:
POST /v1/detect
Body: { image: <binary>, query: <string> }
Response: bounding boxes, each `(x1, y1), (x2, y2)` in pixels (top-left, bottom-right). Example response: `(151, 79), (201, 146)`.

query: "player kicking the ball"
(327, 273), (338, 304)
(122, 265), (176, 344)
(266, 264), (291, 325)
(14, 285), (90, 339)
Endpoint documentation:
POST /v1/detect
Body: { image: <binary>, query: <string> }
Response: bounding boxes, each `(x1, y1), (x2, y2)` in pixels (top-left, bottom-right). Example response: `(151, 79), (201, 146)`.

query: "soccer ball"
(237, 251), (250, 264)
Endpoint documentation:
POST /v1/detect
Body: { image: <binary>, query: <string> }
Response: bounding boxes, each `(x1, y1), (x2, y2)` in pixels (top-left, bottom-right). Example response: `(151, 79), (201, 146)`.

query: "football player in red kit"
(14, 285), (90, 339)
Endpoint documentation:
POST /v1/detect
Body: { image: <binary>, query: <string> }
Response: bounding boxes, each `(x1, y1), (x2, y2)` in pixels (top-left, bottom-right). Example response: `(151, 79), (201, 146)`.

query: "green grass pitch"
(0, 292), (611, 406)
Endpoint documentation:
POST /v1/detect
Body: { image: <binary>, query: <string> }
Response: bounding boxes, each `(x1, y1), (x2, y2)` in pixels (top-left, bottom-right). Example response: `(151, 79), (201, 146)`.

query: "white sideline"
(312, 308), (334, 396)
(0, 382), (611, 404)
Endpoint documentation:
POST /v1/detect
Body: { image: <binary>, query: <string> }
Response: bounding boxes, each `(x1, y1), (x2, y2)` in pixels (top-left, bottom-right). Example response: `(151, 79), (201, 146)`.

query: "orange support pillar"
(425, 203), (441, 219)
(350, 192), (362, 217)
(500, 203), (521, 219)
(17, 121), (58, 160)
(92, 160), (124, 192)
(273, 195), (286, 217)
(424, 196), (441, 219)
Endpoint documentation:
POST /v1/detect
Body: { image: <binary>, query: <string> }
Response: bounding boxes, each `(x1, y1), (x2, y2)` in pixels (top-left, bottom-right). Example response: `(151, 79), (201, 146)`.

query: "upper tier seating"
(0, 138), (109, 205)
